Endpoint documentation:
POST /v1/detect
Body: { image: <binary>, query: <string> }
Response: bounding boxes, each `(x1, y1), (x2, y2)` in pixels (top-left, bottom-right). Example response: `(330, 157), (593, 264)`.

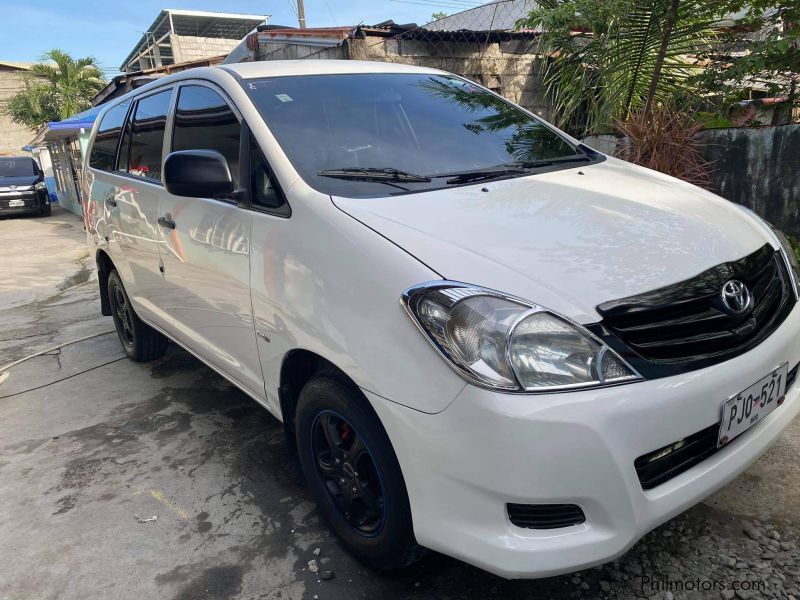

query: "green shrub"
(788, 234), (800, 263)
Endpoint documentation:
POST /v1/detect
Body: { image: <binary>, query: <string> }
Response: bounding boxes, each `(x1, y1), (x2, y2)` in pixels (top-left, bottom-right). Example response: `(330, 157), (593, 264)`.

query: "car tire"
(107, 270), (168, 362)
(40, 203), (51, 217)
(295, 376), (423, 570)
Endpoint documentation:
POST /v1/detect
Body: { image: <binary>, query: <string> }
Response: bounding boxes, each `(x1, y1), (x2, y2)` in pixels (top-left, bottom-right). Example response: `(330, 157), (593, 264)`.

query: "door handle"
(158, 216), (176, 230)
(105, 197), (117, 208)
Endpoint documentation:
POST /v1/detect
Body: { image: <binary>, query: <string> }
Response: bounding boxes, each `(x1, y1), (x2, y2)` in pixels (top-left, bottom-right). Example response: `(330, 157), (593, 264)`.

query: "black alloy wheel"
(295, 376), (422, 570)
(107, 270), (168, 362)
(311, 410), (386, 535)
(112, 283), (135, 349)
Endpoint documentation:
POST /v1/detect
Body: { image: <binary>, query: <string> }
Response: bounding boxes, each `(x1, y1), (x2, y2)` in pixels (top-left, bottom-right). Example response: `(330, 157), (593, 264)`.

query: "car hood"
(0, 175), (39, 188)
(332, 157), (773, 323)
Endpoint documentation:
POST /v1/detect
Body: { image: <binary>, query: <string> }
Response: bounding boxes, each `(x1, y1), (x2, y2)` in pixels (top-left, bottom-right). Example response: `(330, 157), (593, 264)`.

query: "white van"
(83, 60), (800, 579)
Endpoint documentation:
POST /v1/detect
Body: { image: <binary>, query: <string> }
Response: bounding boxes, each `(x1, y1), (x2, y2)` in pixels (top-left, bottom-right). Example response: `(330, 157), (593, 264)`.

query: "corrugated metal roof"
(258, 26), (356, 41)
(424, 0), (540, 32)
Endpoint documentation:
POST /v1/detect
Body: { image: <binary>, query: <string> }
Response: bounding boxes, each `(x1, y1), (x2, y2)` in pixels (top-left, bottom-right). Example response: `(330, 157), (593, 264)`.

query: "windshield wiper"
(432, 166), (530, 185)
(317, 167), (432, 183)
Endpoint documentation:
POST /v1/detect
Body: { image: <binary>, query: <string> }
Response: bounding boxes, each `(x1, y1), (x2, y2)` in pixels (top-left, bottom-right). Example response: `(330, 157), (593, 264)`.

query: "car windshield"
(242, 73), (589, 197)
(0, 157), (37, 178)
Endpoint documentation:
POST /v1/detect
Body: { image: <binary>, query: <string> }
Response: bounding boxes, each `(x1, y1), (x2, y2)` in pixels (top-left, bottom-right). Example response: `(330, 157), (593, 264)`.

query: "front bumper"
(0, 189), (48, 215)
(369, 302), (800, 578)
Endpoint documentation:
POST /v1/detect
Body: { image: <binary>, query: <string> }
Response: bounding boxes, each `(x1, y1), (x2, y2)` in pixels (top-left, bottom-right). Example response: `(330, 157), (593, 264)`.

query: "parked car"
(82, 61), (800, 579)
(0, 156), (51, 217)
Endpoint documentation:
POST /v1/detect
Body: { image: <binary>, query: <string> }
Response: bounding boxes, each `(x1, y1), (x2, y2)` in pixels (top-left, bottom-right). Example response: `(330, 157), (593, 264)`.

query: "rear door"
(156, 81), (263, 400)
(85, 99), (130, 254)
(112, 86), (175, 329)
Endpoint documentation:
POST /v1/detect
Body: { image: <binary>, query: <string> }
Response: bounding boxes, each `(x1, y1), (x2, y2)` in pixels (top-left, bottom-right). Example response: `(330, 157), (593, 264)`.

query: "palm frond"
(525, 0), (720, 135)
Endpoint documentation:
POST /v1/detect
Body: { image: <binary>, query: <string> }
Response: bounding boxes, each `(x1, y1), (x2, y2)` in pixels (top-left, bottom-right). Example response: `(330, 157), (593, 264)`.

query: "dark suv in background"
(0, 156), (51, 217)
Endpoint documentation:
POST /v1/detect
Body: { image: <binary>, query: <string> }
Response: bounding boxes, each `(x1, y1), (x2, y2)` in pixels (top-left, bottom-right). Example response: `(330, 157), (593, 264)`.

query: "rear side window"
(89, 100), (130, 171)
(126, 89), (172, 182)
(172, 85), (241, 186)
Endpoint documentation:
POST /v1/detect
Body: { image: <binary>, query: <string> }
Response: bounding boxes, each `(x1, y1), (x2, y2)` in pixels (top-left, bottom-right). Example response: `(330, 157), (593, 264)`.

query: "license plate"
(718, 363), (787, 448)
(8, 199), (24, 207)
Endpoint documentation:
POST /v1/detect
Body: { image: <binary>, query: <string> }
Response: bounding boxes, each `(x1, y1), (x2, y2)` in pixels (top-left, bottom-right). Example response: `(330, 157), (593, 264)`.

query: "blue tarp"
(46, 105), (102, 131)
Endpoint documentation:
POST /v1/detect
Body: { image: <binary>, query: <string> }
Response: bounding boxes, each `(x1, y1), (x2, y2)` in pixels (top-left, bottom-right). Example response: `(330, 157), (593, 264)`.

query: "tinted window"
(89, 100), (130, 171)
(126, 89), (172, 181)
(242, 73), (582, 198)
(0, 157), (37, 177)
(172, 85), (241, 186)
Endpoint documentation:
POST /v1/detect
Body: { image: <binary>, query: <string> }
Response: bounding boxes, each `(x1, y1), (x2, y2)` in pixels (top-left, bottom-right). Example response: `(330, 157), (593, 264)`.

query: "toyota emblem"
(721, 280), (752, 315)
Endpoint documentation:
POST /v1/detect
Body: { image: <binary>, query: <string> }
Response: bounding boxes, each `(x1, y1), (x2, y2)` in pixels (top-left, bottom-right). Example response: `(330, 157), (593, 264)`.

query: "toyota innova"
(83, 61), (800, 578)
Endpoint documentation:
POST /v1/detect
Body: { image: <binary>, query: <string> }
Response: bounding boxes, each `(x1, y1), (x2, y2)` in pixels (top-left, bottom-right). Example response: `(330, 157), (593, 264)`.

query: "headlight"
(402, 282), (641, 392)
(34, 181), (46, 190)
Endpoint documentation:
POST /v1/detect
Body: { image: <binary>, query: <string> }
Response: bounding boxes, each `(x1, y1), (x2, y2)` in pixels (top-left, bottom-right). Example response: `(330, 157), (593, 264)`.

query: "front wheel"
(295, 376), (423, 570)
(107, 270), (167, 362)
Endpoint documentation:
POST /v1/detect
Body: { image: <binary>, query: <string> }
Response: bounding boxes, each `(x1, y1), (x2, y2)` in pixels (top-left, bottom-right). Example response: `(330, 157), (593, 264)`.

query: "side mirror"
(164, 150), (234, 198)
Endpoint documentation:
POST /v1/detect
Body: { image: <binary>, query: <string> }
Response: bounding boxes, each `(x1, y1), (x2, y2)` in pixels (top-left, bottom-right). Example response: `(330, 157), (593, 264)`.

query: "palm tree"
(29, 49), (105, 120)
(519, 0), (720, 136)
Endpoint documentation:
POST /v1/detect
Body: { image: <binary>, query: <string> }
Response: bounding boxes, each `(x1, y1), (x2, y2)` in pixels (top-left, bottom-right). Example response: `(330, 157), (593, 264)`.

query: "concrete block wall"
(0, 66), (38, 156)
(171, 35), (242, 64)
(258, 41), (347, 61)
(353, 36), (551, 119)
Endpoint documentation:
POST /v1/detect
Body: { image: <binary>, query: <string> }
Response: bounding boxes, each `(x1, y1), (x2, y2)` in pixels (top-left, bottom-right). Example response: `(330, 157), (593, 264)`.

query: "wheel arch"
(279, 349), (386, 453)
(95, 249), (114, 316)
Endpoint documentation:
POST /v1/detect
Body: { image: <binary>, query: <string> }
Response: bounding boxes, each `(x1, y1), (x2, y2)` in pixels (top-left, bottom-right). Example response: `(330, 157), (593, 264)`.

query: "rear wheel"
(108, 270), (167, 362)
(295, 376), (423, 570)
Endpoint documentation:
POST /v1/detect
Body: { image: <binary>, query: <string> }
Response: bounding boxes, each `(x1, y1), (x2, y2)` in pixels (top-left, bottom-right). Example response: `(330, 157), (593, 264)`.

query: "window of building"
(172, 85), (241, 187)
(125, 89), (172, 181)
(89, 100), (131, 171)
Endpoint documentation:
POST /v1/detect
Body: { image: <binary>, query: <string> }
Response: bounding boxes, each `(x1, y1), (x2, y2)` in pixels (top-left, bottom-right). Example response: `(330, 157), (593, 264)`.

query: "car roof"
(221, 59), (445, 79)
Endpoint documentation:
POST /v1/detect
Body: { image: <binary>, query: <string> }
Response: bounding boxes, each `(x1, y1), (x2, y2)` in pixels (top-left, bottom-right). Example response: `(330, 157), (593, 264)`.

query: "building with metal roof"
(120, 9), (269, 73)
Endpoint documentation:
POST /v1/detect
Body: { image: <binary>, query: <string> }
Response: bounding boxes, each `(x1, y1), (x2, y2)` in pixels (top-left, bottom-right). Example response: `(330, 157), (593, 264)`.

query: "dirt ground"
(1, 207), (799, 600)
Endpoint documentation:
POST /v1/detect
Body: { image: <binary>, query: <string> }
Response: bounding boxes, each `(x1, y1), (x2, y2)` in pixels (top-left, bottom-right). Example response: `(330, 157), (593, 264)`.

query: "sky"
(0, 0), (478, 76)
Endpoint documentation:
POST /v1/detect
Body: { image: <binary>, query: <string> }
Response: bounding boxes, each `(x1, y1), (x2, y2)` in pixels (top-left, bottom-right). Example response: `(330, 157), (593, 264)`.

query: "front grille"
(591, 245), (795, 378)
(507, 503), (585, 529)
(0, 192), (35, 201)
(636, 360), (799, 490)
